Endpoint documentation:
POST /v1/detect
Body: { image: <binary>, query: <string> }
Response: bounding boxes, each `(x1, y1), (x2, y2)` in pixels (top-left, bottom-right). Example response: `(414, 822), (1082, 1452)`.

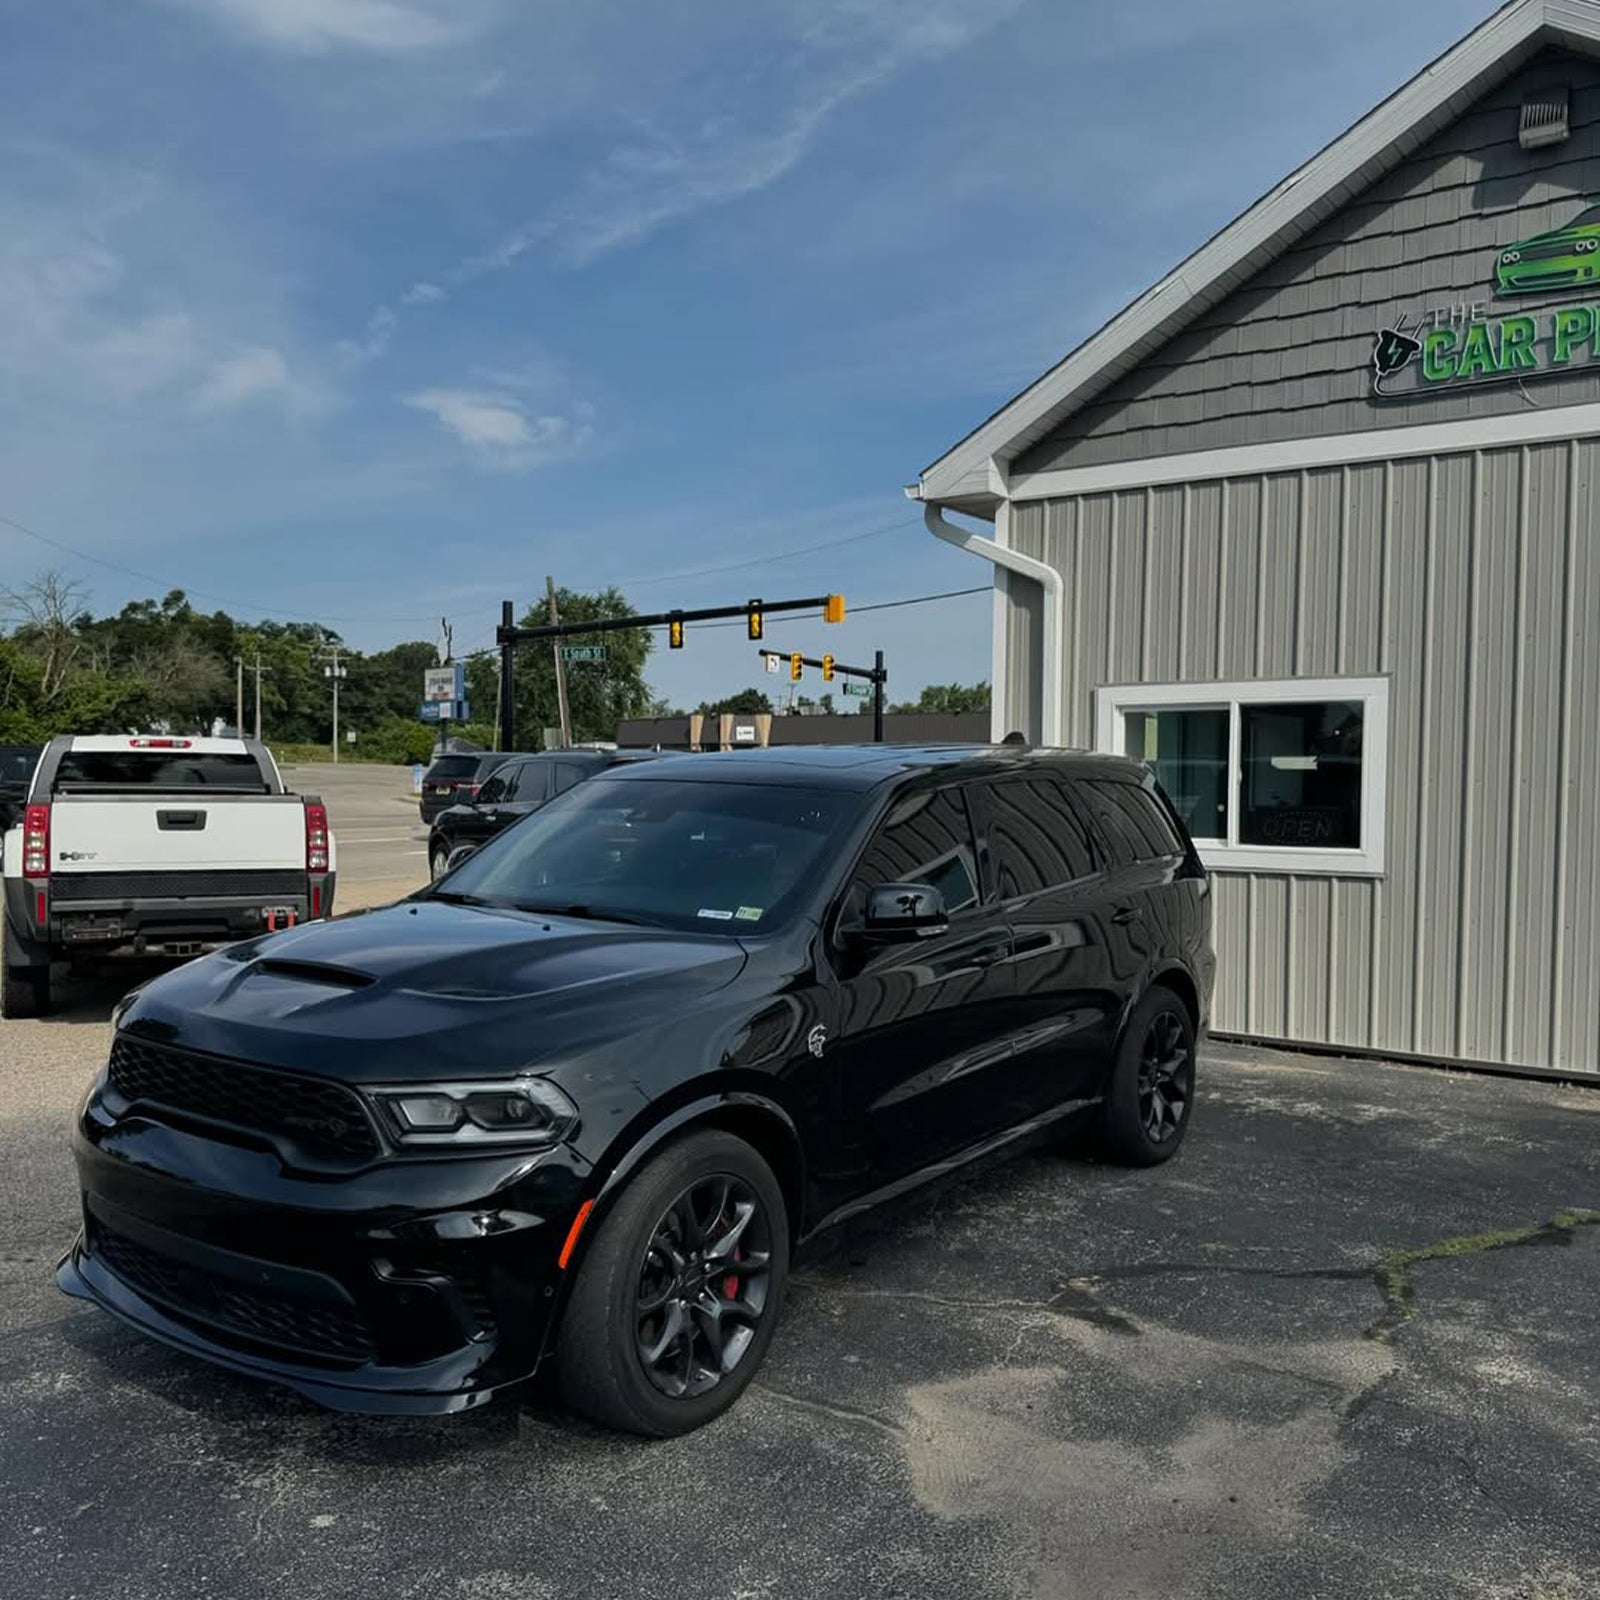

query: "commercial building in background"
(911, 0), (1600, 1078)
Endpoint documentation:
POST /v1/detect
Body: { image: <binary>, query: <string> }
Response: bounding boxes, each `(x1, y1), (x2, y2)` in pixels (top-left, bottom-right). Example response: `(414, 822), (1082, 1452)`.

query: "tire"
(1094, 984), (1196, 1167)
(0, 914), (50, 1019)
(429, 843), (449, 881)
(556, 1129), (790, 1437)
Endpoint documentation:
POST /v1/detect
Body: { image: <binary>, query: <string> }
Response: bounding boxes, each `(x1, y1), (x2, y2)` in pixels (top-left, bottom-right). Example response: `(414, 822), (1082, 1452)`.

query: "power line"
(695, 585), (990, 628)
(613, 516), (918, 588)
(0, 509), (442, 626)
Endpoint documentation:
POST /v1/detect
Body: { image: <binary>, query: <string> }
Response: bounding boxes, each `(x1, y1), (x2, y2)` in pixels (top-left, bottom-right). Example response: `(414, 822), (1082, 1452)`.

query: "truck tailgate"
(48, 795), (306, 875)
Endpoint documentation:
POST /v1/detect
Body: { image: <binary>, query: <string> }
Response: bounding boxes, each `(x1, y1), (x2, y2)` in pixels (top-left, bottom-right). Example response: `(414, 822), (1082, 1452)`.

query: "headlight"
(367, 1077), (578, 1149)
(1501, 250), (1521, 264)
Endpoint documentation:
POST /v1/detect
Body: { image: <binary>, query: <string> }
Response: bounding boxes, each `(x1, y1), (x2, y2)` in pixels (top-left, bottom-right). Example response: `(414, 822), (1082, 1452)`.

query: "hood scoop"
(252, 958), (376, 990)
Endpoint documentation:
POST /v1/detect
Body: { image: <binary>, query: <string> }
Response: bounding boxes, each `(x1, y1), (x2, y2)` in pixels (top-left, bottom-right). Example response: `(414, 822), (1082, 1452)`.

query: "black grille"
(52, 870), (308, 903)
(91, 1223), (375, 1364)
(108, 1035), (380, 1166)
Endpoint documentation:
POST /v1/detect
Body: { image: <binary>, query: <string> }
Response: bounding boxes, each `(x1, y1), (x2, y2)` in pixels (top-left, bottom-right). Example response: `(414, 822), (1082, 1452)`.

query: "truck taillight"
(129, 737), (192, 749)
(305, 802), (329, 874)
(21, 804), (50, 879)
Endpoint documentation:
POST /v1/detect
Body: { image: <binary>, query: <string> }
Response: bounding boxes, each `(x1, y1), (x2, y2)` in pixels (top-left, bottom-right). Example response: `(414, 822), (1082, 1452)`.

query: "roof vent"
(1519, 91), (1570, 150)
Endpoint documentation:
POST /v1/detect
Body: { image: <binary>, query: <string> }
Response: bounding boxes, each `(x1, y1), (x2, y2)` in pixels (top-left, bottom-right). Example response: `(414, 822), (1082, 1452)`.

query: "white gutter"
(920, 502), (1063, 747)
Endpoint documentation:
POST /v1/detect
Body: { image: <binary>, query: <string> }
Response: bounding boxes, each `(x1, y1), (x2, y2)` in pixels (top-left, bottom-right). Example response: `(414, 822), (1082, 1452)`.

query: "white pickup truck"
(1, 735), (336, 1017)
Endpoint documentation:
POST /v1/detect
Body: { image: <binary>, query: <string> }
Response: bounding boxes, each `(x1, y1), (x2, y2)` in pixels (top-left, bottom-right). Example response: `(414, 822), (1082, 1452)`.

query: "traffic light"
(823, 594), (846, 624)
(668, 613), (684, 649)
(790, 652), (803, 681)
(746, 600), (763, 641)
(821, 653), (835, 682)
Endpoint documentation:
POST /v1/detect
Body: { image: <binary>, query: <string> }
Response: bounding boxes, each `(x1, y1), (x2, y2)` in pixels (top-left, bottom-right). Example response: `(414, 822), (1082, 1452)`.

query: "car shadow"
(34, 959), (187, 1027)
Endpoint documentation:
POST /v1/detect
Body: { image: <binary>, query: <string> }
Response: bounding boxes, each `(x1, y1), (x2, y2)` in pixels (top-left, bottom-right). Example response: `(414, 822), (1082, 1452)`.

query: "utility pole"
(235, 658), (244, 738)
(873, 649), (886, 744)
(319, 647), (347, 763)
(547, 575), (572, 750)
(498, 601), (516, 754)
(253, 651), (263, 743)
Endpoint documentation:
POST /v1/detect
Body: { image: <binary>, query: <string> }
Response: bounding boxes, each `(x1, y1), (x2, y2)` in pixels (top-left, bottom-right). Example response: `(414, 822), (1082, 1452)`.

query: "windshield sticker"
(736, 906), (764, 921)
(697, 908), (735, 921)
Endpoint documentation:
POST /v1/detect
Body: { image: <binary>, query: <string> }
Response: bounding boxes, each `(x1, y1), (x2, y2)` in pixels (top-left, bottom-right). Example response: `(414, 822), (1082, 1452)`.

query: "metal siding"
(1041, 437), (1598, 1075)
(1017, 56), (1600, 472)
(1555, 440), (1600, 1072)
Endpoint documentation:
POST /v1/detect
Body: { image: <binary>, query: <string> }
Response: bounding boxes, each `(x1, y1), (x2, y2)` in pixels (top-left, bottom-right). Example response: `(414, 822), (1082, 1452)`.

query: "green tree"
(695, 688), (773, 716)
(507, 587), (654, 746)
(888, 681), (991, 716)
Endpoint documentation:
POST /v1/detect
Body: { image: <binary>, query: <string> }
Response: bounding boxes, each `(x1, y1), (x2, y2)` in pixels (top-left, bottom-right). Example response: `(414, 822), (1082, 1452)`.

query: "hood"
(120, 900), (749, 1083)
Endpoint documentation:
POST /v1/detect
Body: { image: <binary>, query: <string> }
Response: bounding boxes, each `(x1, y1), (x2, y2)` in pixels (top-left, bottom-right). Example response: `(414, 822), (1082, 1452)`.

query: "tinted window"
(984, 778), (1096, 897)
(552, 761), (592, 795)
(426, 756), (481, 781)
(505, 762), (547, 802)
(476, 771), (513, 804)
(1084, 779), (1183, 865)
(850, 786), (980, 916)
(52, 751), (268, 791)
(436, 779), (852, 934)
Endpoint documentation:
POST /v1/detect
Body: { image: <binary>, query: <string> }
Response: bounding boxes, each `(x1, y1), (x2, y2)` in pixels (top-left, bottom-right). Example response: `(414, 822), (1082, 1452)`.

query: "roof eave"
(918, 0), (1598, 504)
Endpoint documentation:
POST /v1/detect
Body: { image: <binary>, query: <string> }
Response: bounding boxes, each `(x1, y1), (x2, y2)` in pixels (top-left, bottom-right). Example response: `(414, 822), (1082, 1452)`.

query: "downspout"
(921, 502), (1064, 747)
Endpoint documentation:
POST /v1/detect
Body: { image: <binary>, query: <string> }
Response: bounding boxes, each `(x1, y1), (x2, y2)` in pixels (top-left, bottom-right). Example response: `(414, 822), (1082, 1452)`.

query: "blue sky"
(0, 0), (1482, 709)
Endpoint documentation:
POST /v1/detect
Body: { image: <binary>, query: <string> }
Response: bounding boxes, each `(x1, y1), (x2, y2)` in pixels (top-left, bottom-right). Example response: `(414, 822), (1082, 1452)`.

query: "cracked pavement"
(3, 997), (1599, 1599)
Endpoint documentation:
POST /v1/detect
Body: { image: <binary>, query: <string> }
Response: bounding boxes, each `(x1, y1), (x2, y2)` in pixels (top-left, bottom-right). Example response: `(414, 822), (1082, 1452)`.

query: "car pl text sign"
(1372, 299), (1600, 397)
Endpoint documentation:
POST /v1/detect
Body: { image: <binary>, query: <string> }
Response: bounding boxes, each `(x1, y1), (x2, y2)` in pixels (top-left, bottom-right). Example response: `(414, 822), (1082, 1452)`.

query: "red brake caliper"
(723, 1244), (741, 1300)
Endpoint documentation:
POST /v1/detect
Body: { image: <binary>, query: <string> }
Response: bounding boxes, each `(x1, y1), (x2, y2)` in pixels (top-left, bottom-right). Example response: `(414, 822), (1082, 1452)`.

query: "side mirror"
(445, 844), (479, 872)
(862, 882), (949, 941)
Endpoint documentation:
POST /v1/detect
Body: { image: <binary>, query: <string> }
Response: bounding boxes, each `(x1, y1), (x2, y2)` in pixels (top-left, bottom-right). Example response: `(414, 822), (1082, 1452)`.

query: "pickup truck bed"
(1, 736), (336, 1017)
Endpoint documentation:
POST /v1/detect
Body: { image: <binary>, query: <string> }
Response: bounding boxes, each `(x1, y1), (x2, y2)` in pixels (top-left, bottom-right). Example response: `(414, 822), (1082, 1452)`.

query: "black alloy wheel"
(1095, 985), (1196, 1167)
(555, 1129), (790, 1436)
(634, 1174), (774, 1399)
(1137, 1010), (1192, 1145)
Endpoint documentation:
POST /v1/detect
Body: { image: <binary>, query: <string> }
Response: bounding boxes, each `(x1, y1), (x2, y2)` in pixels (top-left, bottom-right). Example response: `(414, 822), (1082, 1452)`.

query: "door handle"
(1111, 905), (1141, 926)
(970, 947), (1006, 970)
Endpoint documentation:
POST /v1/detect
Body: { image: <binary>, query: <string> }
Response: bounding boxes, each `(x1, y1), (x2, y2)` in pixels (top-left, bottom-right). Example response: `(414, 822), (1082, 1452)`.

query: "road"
(2, 973), (1598, 1600)
(281, 761), (430, 913)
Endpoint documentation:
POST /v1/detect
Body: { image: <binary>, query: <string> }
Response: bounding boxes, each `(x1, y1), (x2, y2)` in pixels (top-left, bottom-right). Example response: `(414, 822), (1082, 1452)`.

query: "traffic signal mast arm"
(496, 594), (844, 645)
(758, 649), (883, 682)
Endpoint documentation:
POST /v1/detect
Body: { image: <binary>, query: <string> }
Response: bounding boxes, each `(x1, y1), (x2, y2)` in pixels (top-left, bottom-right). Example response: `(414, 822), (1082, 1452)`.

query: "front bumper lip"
(57, 1245), (502, 1414)
(63, 1108), (589, 1416)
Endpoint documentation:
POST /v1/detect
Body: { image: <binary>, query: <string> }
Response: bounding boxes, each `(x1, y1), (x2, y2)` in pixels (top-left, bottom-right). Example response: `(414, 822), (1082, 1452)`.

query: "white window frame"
(1093, 676), (1389, 877)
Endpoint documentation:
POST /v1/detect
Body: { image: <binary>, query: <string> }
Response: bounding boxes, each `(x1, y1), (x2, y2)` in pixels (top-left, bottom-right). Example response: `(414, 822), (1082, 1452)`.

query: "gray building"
(911, 0), (1600, 1079)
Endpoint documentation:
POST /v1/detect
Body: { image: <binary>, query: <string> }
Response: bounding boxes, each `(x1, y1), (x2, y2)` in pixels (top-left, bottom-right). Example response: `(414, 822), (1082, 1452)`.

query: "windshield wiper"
(512, 902), (663, 929)
(427, 889), (496, 907)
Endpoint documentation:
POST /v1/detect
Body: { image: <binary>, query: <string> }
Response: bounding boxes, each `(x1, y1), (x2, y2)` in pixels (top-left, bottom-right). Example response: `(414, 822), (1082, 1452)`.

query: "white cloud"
(399, 280), (445, 305)
(192, 346), (294, 410)
(404, 386), (594, 471)
(153, 0), (468, 55)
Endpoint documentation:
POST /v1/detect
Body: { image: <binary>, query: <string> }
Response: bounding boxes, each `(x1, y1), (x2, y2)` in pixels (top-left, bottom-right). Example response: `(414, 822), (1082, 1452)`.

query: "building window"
(1094, 677), (1388, 876)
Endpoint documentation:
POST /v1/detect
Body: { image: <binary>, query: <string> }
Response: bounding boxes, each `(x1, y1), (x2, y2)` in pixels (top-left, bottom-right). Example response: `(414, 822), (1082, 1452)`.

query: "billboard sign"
(423, 664), (464, 703)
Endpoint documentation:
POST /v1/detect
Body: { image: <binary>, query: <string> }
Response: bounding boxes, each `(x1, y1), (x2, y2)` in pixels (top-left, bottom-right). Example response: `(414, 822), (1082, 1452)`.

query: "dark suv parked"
(0, 744), (41, 833)
(418, 751), (524, 825)
(426, 749), (663, 879)
(61, 746), (1213, 1436)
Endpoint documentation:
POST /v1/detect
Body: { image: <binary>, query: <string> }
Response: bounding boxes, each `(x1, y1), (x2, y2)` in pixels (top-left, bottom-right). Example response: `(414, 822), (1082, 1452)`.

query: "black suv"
(418, 751), (525, 825)
(0, 744), (41, 833)
(426, 748), (661, 880)
(62, 746), (1213, 1436)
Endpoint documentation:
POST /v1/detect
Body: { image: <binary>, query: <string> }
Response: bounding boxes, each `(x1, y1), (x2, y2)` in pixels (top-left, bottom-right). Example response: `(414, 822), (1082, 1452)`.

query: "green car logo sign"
(1372, 201), (1600, 398)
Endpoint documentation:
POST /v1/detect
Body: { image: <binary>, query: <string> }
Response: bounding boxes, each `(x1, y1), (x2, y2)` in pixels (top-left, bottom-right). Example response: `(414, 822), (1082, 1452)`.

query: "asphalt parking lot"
(4, 926), (1599, 1600)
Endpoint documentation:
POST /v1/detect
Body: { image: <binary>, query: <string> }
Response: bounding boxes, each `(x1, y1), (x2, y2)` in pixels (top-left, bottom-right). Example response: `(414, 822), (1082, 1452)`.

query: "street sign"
(423, 664), (463, 703)
(561, 644), (608, 662)
(419, 700), (470, 722)
(763, 654), (779, 674)
(842, 681), (872, 698)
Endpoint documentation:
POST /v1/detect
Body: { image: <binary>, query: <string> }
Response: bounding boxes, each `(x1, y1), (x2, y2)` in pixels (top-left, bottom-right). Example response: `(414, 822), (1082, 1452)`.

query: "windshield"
(426, 756), (483, 781)
(431, 777), (855, 934)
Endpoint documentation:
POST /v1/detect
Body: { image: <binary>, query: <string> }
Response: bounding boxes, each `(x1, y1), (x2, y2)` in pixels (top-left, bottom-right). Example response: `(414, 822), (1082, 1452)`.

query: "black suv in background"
(0, 745), (41, 832)
(426, 748), (662, 879)
(418, 751), (523, 825)
(63, 745), (1213, 1437)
